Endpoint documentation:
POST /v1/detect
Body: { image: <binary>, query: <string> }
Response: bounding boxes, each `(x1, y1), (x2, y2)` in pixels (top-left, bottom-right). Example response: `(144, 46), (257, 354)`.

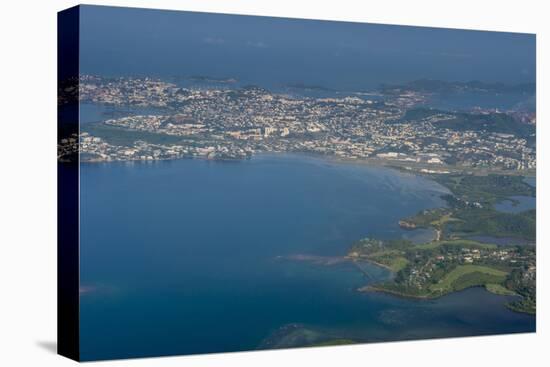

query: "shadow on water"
(36, 340), (57, 354)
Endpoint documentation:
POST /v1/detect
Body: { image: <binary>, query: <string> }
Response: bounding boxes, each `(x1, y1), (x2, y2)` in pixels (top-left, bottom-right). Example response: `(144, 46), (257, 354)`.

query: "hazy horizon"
(79, 5), (536, 90)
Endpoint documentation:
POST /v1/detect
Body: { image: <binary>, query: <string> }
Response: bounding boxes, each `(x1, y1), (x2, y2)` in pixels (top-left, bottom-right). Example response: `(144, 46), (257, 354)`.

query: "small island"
(348, 173), (536, 315)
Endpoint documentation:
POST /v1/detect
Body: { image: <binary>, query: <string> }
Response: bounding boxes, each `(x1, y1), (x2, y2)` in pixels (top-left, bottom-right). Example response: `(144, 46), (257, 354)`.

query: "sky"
(79, 5), (536, 90)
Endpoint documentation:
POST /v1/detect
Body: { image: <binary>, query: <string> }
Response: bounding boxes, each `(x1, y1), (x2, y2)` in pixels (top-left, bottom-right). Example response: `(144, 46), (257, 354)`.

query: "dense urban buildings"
(59, 75), (535, 175)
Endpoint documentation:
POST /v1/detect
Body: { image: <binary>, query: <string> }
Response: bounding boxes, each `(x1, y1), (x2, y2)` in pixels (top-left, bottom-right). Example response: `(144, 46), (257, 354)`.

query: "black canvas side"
(57, 5), (80, 362)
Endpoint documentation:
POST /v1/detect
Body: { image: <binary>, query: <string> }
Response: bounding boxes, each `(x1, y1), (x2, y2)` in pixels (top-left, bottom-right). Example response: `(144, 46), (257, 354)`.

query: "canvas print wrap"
(58, 5), (536, 361)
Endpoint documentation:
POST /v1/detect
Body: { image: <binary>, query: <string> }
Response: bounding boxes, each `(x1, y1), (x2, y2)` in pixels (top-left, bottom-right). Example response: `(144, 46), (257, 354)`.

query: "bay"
(79, 154), (534, 360)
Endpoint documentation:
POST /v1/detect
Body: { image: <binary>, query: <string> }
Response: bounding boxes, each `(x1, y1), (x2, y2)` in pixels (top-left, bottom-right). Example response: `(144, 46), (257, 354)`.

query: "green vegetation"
(414, 239), (496, 251)
(82, 123), (186, 146)
(349, 239), (411, 271)
(350, 238), (409, 255)
(430, 265), (507, 294)
(349, 173), (536, 314)
(401, 208), (451, 228)
(401, 107), (534, 137)
(439, 112), (534, 137)
(434, 174), (535, 205)
(448, 208), (536, 241)
(260, 325), (355, 349)
(308, 339), (357, 347)
(505, 268), (536, 314)
(507, 298), (536, 315)
(403, 174), (536, 241)
(486, 283), (517, 296)
(368, 251), (409, 272)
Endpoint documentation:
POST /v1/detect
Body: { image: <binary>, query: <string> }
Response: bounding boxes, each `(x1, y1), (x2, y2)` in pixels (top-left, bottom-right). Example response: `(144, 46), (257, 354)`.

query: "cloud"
(438, 52), (473, 59)
(203, 37), (225, 45)
(247, 40), (268, 48)
(416, 50), (473, 59)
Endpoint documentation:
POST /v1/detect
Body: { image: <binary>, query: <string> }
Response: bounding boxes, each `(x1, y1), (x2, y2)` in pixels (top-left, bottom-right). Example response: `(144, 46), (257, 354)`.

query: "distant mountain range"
(381, 79), (535, 95)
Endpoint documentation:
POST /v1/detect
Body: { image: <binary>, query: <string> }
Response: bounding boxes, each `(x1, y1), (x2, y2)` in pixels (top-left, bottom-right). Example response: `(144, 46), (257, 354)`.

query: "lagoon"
(495, 195), (536, 214)
(79, 155), (535, 360)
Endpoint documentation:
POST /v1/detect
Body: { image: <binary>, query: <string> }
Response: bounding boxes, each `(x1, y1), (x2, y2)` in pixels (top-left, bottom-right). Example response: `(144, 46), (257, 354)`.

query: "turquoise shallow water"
(79, 155), (535, 360)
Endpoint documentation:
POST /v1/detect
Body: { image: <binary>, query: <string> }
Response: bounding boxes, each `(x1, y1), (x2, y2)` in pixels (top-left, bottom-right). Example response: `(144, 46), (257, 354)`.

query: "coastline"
(79, 150), (536, 316)
(360, 272), (535, 315)
(349, 257), (395, 273)
(359, 284), (437, 300)
(365, 284), (534, 316)
(73, 148), (536, 178)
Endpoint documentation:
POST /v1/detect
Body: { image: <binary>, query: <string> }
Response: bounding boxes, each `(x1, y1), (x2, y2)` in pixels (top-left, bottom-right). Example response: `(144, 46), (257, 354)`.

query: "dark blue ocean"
(79, 155), (535, 360)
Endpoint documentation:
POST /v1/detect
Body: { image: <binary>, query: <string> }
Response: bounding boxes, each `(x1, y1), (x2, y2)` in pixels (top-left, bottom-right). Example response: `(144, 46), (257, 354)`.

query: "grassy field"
(485, 283), (517, 296)
(414, 239), (497, 251)
(430, 265), (508, 293)
(368, 251), (409, 272)
(430, 213), (459, 227)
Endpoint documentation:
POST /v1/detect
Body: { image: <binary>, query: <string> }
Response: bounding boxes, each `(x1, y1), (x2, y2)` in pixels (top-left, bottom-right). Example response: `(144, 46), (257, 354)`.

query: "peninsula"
(348, 173), (535, 314)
